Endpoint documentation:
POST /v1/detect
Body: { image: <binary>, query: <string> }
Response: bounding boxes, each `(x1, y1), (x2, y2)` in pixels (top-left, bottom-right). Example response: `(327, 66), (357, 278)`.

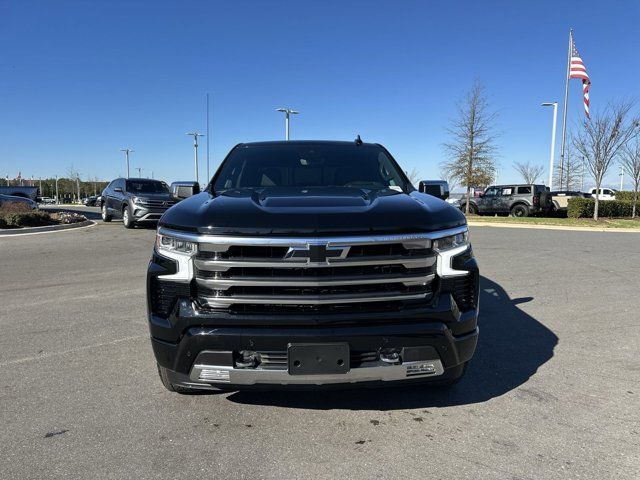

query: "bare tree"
(620, 138), (640, 217)
(553, 147), (582, 190)
(439, 166), (459, 192)
(443, 80), (498, 214)
(572, 102), (639, 220)
(405, 167), (421, 186)
(514, 161), (544, 184)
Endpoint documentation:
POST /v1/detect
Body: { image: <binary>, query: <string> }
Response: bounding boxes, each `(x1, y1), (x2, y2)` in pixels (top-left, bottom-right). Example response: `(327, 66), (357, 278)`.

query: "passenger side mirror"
(171, 181), (200, 200)
(418, 180), (450, 200)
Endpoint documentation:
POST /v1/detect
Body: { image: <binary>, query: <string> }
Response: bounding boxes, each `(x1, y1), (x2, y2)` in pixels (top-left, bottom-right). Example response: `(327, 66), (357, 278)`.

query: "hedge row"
(614, 190), (639, 202)
(567, 197), (635, 218)
(0, 211), (53, 229)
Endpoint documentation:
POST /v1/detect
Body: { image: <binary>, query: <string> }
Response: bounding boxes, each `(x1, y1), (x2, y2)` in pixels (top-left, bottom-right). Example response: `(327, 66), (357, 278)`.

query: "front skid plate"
(189, 360), (444, 385)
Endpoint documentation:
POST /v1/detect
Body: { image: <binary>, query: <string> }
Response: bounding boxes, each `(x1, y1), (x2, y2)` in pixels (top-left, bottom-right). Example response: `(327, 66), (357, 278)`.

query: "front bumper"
(149, 292), (478, 390)
(131, 205), (170, 221)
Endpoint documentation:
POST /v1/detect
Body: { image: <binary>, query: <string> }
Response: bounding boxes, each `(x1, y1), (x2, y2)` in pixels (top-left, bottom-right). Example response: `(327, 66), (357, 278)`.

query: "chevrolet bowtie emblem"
(284, 244), (350, 263)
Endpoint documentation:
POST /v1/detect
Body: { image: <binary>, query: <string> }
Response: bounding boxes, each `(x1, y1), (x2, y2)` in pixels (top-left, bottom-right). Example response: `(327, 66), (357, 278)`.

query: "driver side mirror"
(418, 180), (450, 200)
(171, 181), (200, 200)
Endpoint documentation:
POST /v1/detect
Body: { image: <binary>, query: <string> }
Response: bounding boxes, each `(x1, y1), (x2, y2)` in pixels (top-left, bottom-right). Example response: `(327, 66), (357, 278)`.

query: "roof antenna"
(355, 134), (363, 145)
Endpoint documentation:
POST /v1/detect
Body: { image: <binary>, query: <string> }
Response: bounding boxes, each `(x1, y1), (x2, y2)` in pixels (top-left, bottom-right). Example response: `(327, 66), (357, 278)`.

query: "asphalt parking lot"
(1, 213), (639, 479)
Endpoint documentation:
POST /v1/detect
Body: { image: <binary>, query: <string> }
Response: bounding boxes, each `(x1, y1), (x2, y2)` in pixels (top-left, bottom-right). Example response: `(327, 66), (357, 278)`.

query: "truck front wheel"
(510, 204), (529, 217)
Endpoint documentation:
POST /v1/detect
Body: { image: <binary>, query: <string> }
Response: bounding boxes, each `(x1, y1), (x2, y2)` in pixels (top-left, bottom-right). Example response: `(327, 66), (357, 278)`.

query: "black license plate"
(288, 343), (350, 375)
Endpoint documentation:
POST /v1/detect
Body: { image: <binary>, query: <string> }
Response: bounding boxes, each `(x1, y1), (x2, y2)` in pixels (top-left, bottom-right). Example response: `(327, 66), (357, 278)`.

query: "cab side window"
(483, 187), (498, 197)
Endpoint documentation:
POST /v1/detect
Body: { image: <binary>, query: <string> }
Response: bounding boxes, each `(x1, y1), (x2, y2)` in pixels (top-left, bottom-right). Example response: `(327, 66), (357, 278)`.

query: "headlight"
(132, 196), (144, 205)
(156, 233), (198, 255)
(433, 231), (469, 252)
(434, 229), (470, 278)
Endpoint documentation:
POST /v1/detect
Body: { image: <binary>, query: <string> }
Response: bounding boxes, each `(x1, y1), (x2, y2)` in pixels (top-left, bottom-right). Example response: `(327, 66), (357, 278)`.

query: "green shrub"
(567, 197), (634, 218)
(615, 190), (639, 202)
(0, 211), (52, 227)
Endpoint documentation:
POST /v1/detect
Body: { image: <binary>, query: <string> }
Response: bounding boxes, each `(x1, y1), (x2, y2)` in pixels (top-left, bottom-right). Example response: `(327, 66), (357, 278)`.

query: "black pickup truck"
(147, 140), (479, 392)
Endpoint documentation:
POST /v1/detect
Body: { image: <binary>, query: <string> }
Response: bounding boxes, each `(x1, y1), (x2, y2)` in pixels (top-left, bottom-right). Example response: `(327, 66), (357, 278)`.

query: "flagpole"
(559, 28), (573, 190)
(206, 93), (210, 181)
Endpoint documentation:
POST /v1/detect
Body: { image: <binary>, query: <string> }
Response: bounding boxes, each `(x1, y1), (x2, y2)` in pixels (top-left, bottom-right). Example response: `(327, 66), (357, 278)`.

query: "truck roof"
(237, 140), (380, 148)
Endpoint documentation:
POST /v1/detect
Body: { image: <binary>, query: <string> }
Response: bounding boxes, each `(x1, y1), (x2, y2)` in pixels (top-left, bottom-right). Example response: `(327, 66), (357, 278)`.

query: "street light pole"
(186, 132), (205, 184)
(135, 167), (143, 177)
(276, 108), (299, 140)
(121, 149), (134, 178)
(55, 175), (59, 205)
(620, 165), (624, 190)
(541, 102), (558, 191)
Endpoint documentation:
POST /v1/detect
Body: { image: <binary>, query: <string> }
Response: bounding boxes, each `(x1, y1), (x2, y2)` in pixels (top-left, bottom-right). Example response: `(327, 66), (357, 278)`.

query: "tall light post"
(541, 102), (558, 191)
(55, 175), (59, 204)
(135, 167), (143, 177)
(76, 175), (81, 203)
(186, 132), (205, 184)
(620, 165), (624, 190)
(121, 148), (134, 178)
(276, 107), (299, 140)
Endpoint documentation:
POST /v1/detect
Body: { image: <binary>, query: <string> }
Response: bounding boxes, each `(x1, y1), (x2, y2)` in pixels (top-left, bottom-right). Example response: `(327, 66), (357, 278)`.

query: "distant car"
(588, 188), (616, 201)
(0, 186), (39, 201)
(550, 191), (587, 212)
(39, 197), (56, 204)
(0, 194), (38, 210)
(445, 193), (464, 209)
(101, 178), (176, 228)
(460, 184), (551, 217)
(83, 195), (100, 206)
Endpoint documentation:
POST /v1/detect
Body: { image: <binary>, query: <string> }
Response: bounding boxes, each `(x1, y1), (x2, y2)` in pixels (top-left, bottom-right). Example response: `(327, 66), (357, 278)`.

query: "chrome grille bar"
(196, 273), (435, 290)
(194, 255), (434, 272)
(199, 291), (430, 309)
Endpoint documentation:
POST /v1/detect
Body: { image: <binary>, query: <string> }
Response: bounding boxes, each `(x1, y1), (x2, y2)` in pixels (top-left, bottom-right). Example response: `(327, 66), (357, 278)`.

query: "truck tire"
(510, 204), (529, 217)
(157, 364), (208, 395)
(123, 205), (135, 229)
(461, 203), (478, 215)
(101, 204), (112, 222)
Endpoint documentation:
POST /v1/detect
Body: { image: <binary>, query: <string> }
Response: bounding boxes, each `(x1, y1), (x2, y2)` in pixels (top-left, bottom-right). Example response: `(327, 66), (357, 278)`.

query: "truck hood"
(134, 192), (173, 201)
(159, 187), (466, 235)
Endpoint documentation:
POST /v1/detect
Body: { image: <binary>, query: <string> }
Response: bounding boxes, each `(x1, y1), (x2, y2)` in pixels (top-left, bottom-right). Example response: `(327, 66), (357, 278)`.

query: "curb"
(0, 220), (96, 237)
(467, 221), (640, 233)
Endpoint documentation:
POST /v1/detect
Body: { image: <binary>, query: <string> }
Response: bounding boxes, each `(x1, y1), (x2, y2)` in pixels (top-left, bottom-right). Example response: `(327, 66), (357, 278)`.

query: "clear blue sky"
(1, 0), (638, 189)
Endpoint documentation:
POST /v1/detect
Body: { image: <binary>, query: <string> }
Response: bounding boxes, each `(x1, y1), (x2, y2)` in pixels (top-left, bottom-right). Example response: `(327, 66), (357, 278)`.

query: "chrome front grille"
(139, 199), (175, 208)
(192, 234), (437, 311)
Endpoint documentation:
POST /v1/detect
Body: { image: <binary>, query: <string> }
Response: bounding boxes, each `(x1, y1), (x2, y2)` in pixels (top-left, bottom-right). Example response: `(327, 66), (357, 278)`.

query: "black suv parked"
(461, 184), (551, 217)
(147, 140), (479, 393)
(101, 178), (175, 228)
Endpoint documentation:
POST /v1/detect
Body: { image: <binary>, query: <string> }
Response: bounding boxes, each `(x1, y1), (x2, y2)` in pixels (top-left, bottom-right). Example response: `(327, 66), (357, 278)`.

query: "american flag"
(569, 37), (591, 118)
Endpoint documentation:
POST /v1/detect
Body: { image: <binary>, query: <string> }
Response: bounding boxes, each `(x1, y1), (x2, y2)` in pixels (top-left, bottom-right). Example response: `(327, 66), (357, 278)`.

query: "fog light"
(406, 362), (437, 376)
(235, 350), (261, 368)
(199, 368), (231, 382)
(380, 348), (402, 364)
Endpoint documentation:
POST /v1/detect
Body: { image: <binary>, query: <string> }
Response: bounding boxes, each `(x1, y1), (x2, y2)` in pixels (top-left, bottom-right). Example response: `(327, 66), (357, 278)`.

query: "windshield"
(125, 180), (170, 194)
(213, 144), (408, 193)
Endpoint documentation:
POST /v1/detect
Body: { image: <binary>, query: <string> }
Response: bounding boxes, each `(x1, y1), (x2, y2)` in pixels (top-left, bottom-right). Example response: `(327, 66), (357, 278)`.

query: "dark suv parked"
(461, 184), (551, 217)
(101, 178), (176, 228)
